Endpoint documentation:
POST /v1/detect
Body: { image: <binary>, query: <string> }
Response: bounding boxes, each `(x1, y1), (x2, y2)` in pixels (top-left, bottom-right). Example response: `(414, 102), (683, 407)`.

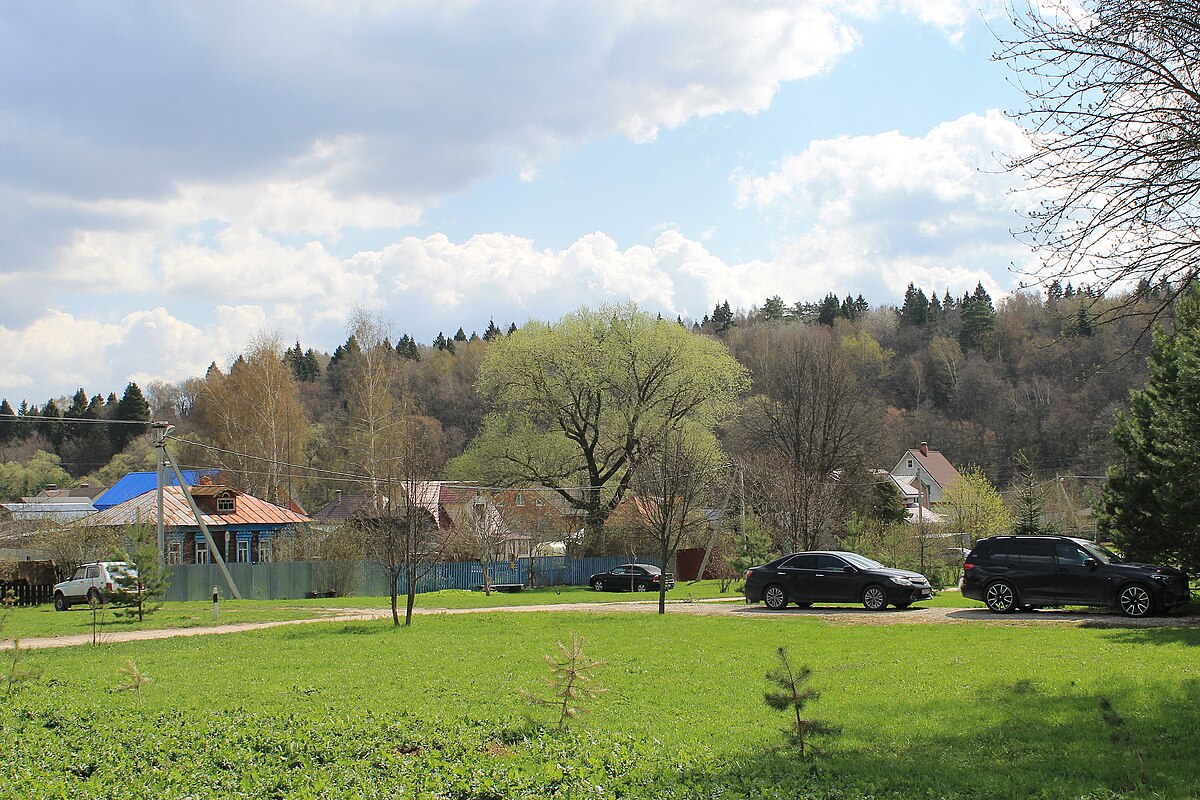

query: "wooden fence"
(0, 582), (54, 607)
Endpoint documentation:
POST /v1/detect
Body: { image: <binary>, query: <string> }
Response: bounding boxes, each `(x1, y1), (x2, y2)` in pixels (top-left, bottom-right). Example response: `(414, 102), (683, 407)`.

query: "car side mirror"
(842, 565), (856, 574)
(1084, 557), (1098, 570)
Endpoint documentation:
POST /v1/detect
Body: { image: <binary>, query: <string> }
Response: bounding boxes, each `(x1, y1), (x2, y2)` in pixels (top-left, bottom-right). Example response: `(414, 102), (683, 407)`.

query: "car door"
(773, 554), (818, 601)
(1011, 538), (1057, 603)
(813, 554), (859, 602)
(1052, 541), (1110, 605)
(606, 565), (629, 590)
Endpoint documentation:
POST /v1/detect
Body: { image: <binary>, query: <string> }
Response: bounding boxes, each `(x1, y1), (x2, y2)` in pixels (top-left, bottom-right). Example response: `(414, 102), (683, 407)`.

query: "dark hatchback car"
(744, 551), (933, 611)
(962, 535), (1190, 618)
(588, 563), (675, 593)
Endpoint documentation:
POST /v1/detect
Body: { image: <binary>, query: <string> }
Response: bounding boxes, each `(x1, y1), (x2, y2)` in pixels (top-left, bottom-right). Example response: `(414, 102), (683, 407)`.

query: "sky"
(0, 0), (1041, 405)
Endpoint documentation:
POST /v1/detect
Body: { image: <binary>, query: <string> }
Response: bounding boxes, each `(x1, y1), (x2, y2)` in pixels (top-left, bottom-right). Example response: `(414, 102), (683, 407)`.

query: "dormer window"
(216, 496), (236, 514)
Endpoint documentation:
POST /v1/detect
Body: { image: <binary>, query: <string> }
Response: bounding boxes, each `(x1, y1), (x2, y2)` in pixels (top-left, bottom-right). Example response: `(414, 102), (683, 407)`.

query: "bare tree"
(999, 0), (1200, 324)
(625, 428), (725, 614)
(446, 491), (508, 596)
(193, 332), (309, 499)
(733, 326), (867, 550)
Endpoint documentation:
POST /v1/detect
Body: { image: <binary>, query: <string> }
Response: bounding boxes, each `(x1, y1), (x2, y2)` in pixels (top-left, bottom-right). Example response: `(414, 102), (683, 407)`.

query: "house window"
(907, 459), (913, 469)
(259, 537), (274, 563)
(236, 539), (250, 563)
(195, 539), (209, 564)
(516, 493), (525, 506)
(217, 496), (236, 514)
(166, 541), (182, 565)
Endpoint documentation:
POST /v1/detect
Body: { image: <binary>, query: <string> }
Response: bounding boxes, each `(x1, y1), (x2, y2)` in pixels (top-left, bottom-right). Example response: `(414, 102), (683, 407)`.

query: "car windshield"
(840, 552), (884, 570)
(1078, 541), (1123, 565)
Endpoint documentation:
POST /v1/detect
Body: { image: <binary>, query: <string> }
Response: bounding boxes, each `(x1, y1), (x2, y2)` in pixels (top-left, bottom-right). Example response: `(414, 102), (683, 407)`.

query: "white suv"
(52, 561), (136, 611)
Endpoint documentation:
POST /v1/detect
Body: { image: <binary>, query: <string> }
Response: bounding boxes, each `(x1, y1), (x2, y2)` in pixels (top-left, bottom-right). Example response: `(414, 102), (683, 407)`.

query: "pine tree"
(483, 318), (502, 341)
(110, 383), (150, 454)
(110, 524), (172, 622)
(38, 399), (64, 451)
(1100, 284), (1200, 570)
(0, 399), (16, 445)
(817, 293), (840, 326)
(762, 295), (787, 321)
(507, 322), (518, 335)
(764, 648), (839, 757)
(900, 283), (930, 326)
(959, 282), (996, 352)
(453, 327), (468, 342)
(434, 332), (449, 351)
(711, 300), (734, 334)
(1010, 453), (1056, 536)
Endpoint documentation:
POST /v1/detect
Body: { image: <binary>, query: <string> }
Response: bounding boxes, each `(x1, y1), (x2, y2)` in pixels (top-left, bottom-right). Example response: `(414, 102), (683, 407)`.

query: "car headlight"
(1151, 574), (1176, 584)
(889, 576), (913, 586)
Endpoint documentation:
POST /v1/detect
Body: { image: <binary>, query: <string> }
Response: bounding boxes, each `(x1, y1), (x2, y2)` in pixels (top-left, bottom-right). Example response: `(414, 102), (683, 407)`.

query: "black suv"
(962, 536), (1190, 618)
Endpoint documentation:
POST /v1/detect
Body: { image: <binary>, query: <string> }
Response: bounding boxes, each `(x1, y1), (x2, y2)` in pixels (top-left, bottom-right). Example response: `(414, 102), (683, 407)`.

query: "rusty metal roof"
(77, 486), (311, 529)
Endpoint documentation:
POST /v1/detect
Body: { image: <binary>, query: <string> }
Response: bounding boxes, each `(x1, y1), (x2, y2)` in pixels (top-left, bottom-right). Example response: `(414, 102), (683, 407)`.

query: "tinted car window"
(815, 555), (847, 570)
(781, 554), (819, 569)
(610, 567), (628, 575)
(971, 540), (995, 558)
(1014, 538), (1055, 565)
(986, 539), (1013, 564)
(1055, 541), (1090, 565)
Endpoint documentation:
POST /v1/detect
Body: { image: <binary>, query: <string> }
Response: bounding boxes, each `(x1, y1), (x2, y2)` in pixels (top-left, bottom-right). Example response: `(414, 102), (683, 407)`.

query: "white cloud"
(734, 110), (1037, 300)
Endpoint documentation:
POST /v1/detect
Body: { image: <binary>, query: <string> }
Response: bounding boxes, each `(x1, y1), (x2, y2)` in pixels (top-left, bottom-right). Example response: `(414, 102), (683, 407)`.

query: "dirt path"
(6, 598), (1196, 650)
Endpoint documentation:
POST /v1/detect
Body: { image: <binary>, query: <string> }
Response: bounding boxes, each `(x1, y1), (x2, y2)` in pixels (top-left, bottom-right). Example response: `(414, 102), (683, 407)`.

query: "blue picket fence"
(165, 555), (659, 602)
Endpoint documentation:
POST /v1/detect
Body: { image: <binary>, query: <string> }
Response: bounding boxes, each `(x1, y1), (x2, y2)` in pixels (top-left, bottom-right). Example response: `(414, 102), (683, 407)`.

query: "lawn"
(2, 608), (1196, 799)
(1, 582), (983, 640)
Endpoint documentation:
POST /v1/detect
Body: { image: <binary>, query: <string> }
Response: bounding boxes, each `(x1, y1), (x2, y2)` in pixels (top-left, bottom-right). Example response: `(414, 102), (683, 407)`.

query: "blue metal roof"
(93, 470), (216, 511)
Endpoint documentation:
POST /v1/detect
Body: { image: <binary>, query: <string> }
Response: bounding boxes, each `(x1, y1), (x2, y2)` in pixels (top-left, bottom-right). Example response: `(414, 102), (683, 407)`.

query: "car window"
(780, 554), (818, 569)
(815, 555), (846, 570)
(1055, 542), (1090, 565)
(1079, 541), (1123, 564)
(971, 540), (994, 558)
(1013, 538), (1055, 565)
(71, 567), (87, 580)
(610, 567), (627, 575)
(85, 565), (99, 579)
(840, 552), (883, 570)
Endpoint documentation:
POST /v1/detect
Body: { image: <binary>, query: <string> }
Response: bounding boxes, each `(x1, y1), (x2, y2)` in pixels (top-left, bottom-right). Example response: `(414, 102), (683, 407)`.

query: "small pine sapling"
(764, 647), (840, 756)
(111, 523), (172, 622)
(522, 633), (607, 731)
(117, 660), (153, 705)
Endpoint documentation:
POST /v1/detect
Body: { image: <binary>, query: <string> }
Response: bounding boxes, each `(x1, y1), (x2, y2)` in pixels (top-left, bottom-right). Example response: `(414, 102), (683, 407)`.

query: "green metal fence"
(164, 555), (643, 601)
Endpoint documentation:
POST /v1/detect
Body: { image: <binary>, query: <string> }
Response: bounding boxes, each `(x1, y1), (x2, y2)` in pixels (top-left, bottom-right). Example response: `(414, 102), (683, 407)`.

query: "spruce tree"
(110, 524), (172, 622)
(110, 383), (150, 454)
(817, 293), (840, 327)
(1100, 284), (1200, 570)
(0, 399), (16, 445)
(900, 283), (930, 326)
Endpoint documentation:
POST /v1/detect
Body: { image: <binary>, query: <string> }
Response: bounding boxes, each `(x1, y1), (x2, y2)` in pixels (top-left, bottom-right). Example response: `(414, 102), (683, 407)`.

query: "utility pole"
(152, 422), (242, 599)
(152, 421), (169, 560)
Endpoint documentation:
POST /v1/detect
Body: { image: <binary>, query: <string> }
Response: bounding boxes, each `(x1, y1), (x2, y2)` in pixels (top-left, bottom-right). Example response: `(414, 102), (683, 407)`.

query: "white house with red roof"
(888, 442), (962, 512)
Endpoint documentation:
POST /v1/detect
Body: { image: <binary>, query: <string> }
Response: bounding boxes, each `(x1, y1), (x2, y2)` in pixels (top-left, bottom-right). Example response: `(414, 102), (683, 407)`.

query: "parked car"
(588, 564), (674, 593)
(744, 551), (933, 611)
(52, 561), (136, 611)
(962, 535), (1190, 618)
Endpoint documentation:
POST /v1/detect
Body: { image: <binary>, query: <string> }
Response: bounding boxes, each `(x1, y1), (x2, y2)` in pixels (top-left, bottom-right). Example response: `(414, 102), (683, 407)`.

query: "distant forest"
(0, 281), (1167, 511)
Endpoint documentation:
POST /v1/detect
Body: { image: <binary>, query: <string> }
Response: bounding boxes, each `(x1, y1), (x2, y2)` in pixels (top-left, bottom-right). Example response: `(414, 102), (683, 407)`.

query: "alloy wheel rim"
(1121, 586), (1150, 616)
(987, 584), (1013, 611)
(865, 587), (885, 609)
(765, 587), (785, 607)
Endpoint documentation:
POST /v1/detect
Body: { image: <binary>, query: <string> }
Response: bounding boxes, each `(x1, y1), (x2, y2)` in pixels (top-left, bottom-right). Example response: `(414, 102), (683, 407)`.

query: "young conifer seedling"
(522, 633), (607, 731)
(764, 647), (839, 756)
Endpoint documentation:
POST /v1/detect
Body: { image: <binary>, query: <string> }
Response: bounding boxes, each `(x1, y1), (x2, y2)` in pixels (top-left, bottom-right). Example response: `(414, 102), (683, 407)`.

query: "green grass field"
(2, 604), (1196, 799)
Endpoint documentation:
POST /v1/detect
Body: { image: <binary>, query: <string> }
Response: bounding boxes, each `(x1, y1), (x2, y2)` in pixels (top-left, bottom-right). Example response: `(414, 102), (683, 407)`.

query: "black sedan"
(744, 551), (933, 611)
(588, 563), (675, 593)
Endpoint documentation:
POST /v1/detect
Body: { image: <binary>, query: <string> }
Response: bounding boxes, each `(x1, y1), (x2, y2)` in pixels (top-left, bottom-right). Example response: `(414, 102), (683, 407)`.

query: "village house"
(76, 478), (311, 565)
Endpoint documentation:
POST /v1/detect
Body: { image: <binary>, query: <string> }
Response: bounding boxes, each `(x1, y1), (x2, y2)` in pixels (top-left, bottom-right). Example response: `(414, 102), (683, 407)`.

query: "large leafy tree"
(450, 304), (748, 548)
(1099, 285), (1200, 569)
(942, 466), (1010, 546)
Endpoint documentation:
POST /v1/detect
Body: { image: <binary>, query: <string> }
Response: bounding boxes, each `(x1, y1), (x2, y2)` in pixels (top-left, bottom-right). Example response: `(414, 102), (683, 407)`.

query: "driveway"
(5, 598), (1196, 650)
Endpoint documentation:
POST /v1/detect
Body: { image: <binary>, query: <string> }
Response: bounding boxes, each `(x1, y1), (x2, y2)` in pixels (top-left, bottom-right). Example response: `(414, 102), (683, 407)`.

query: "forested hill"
(0, 286), (1161, 506)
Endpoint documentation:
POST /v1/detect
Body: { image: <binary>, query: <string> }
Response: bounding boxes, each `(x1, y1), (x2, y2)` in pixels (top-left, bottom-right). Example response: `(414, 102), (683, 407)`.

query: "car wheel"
(53, 593), (69, 612)
(862, 585), (887, 611)
(634, 582), (649, 592)
(763, 584), (788, 610)
(984, 580), (1018, 613)
(1118, 583), (1154, 618)
(592, 579), (605, 592)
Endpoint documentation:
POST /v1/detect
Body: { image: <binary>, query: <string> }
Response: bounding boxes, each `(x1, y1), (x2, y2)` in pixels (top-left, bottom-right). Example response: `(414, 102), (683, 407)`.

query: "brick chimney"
(919, 441), (929, 456)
